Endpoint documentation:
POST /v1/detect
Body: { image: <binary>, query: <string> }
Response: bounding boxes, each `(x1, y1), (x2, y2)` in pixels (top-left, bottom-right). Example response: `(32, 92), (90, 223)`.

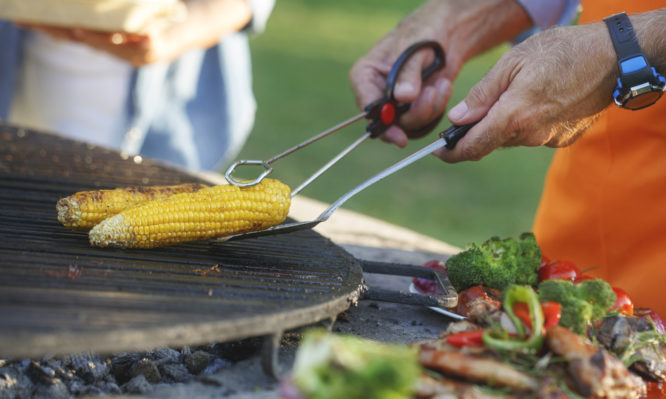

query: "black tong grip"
(440, 122), (477, 149)
(364, 40), (446, 138)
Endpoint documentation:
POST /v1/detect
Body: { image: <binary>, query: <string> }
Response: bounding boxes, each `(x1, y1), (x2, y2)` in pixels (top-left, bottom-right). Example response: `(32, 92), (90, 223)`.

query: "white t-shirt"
(9, 32), (132, 148)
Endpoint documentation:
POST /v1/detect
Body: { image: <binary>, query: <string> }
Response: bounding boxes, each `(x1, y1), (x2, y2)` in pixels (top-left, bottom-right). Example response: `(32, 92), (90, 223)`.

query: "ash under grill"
(0, 125), (364, 359)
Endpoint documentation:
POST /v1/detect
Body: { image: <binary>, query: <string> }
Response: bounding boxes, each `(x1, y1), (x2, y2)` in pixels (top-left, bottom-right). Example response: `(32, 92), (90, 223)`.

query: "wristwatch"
(603, 12), (666, 110)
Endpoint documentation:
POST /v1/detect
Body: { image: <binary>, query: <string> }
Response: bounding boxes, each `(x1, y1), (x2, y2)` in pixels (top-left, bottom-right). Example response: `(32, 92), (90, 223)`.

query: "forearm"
(632, 8), (666, 74)
(168, 0), (252, 53)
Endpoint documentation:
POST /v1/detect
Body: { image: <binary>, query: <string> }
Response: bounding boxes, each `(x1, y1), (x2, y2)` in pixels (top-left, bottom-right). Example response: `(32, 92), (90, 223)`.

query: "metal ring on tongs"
(224, 160), (274, 187)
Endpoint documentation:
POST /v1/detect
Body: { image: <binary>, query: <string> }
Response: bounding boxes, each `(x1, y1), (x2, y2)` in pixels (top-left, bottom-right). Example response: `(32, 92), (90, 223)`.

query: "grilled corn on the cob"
(57, 183), (207, 231)
(89, 179), (291, 248)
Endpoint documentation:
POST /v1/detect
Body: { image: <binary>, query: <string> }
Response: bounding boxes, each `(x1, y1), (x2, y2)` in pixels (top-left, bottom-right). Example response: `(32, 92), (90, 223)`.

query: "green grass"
(231, 0), (555, 248)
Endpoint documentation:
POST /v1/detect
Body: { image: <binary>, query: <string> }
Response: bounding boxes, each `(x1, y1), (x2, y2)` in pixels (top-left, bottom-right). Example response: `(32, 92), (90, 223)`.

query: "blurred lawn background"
(232, 0), (555, 248)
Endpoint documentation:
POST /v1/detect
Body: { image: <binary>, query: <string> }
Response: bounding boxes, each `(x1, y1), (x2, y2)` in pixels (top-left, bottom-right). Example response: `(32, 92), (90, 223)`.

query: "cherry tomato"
(445, 330), (485, 348)
(541, 254), (551, 268)
(609, 287), (634, 315)
(538, 260), (581, 282)
(412, 260), (447, 295)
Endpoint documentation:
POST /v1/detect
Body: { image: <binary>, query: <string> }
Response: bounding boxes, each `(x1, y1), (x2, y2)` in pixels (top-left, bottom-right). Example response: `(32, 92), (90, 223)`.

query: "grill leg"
(260, 315), (336, 380)
(261, 331), (283, 380)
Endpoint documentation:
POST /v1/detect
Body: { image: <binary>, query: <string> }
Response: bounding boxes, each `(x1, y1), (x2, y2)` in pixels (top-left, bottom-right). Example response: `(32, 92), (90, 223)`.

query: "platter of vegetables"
(280, 233), (666, 399)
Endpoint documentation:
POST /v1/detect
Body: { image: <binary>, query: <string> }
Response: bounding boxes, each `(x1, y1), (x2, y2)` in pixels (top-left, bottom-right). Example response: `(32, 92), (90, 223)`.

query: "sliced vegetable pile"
(282, 233), (666, 399)
(427, 233), (643, 335)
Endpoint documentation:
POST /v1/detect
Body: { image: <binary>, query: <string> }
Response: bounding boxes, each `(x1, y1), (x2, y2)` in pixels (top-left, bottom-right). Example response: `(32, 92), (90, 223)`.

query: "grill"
(0, 125), (366, 358)
(0, 125), (455, 377)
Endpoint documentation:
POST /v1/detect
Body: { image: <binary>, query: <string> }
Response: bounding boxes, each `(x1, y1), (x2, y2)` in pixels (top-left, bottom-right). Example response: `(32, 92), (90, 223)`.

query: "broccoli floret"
(560, 296), (595, 335)
(445, 233), (542, 292)
(576, 279), (617, 319)
(537, 278), (617, 335)
(514, 232), (542, 286)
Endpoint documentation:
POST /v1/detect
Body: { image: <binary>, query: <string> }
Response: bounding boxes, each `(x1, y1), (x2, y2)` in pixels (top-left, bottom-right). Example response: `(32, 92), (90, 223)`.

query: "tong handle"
(365, 40), (446, 138)
(440, 122), (478, 149)
(385, 40), (445, 100)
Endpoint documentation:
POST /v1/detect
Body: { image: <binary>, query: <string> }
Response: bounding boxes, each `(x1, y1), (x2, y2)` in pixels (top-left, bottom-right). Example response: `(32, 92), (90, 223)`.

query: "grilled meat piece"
(415, 374), (525, 398)
(596, 315), (654, 350)
(594, 315), (666, 382)
(456, 286), (502, 325)
(546, 325), (646, 398)
(536, 376), (573, 399)
(418, 345), (539, 392)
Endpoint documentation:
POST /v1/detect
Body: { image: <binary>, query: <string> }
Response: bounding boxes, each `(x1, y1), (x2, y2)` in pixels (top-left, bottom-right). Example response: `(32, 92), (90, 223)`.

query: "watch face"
(624, 91), (663, 110)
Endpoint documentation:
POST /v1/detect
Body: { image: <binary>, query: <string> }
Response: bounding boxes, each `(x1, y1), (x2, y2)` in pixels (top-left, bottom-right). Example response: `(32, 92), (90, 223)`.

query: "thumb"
(447, 62), (509, 125)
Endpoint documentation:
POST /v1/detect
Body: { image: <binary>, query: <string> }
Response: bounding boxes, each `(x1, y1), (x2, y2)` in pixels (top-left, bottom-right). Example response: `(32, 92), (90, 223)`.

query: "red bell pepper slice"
(445, 330), (485, 348)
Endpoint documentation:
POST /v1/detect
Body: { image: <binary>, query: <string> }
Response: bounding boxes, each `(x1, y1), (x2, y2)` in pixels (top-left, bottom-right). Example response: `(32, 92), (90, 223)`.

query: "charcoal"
(0, 366), (33, 399)
(44, 359), (72, 381)
(129, 358), (161, 384)
(151, 348), (181, 365)
(67, 353), (108, 384)
(202, 358), (232, 375)
(110, 353), (141, 384)
(26, 361), (56, 385)
(32, 378), (69, 399)
(81, 385), (104, 396)
(160, 363), (191, 383)
(122, 374), (153, 394)
(209, 337), (263, 362)
(184, 351), (212, 375)
(66, 376), (87, 396)
(98, 381), (122, 395)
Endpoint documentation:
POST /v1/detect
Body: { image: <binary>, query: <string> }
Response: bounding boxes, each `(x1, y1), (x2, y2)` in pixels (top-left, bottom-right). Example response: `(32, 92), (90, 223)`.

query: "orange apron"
(533, 1), (666, 320)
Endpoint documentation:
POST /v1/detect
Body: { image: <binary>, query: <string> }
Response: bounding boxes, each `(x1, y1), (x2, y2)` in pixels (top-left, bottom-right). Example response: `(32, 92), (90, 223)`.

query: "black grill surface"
(0, 125), (364, 358)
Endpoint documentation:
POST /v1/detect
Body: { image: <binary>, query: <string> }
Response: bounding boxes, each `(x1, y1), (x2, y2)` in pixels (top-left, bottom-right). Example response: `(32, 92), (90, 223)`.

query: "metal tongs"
(223, 41), (476, 241)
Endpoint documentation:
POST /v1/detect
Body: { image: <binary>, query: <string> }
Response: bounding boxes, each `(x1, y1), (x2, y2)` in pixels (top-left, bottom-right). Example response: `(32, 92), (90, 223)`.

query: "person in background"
(350, 0), (666, 318)
(0, 0), (274, 171)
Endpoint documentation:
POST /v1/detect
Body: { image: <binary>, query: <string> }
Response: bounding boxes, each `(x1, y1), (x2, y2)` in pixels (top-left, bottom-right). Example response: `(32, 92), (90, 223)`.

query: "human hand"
(439, 22), (618, 163)
(349, 0), (531, 147)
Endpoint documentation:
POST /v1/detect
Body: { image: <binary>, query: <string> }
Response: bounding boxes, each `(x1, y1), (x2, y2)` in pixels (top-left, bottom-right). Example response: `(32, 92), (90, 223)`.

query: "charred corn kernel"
(56, 183), (207, 231)
(89, 179), (291, 249)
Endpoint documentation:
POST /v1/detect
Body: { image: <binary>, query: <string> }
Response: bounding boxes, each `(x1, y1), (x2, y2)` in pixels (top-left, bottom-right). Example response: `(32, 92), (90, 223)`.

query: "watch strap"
(604, 12), (643, 63)
(603, 11), (664, 108)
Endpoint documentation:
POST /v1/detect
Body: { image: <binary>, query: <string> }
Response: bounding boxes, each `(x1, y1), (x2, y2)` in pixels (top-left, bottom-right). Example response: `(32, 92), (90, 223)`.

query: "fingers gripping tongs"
(223, 40), (476, 240)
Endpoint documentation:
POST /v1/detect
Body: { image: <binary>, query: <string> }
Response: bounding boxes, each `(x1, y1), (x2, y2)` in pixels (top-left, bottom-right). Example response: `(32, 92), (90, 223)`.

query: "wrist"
(631, 10), (666, 74)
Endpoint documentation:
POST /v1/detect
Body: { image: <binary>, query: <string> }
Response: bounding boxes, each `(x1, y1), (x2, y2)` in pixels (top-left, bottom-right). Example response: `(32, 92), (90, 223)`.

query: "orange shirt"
(533, 1), (666, 319)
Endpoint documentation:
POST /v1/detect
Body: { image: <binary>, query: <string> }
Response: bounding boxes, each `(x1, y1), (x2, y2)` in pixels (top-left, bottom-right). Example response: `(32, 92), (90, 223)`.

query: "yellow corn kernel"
(89, 179), (291, 248)
(56, 183), (207, 231)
